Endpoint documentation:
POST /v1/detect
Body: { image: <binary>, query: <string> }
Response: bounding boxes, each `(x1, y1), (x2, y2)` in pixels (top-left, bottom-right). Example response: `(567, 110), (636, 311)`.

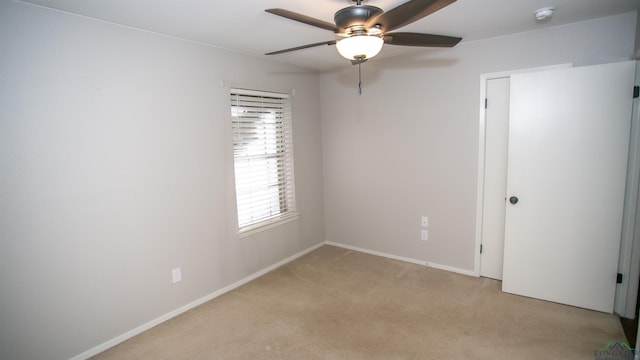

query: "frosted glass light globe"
(336, 36), (384, 60)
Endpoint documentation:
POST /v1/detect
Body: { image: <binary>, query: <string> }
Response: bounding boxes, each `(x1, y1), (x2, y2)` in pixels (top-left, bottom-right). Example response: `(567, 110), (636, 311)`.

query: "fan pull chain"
(358, 62), (362, 96)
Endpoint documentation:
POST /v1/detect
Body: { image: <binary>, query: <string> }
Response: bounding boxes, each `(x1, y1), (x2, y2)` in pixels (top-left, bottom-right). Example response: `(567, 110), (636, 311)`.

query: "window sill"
(237, 213), (300, 238)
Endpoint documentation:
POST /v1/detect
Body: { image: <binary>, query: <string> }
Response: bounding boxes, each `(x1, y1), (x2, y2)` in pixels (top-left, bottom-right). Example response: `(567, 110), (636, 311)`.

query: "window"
(230, 88), (297, 234)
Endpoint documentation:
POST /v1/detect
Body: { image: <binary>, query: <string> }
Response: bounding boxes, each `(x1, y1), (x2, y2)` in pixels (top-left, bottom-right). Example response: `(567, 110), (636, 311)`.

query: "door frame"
(616, 63), (640, 318)
(474, 62), (640, 318)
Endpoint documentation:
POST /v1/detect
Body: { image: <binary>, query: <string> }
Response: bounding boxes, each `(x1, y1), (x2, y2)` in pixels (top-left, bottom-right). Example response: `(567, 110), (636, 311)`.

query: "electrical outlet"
(421, 216), (429, 227)
(421, 229), (428, 241)
(172, 267), (182, 283)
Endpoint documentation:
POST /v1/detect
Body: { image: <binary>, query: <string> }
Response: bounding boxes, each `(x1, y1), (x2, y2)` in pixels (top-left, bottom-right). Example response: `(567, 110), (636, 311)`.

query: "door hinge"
(484, 98), (488, 109)
(480, 244), (483, 254)
(617, 273), (623, 284)
(634, 86), (639, 99)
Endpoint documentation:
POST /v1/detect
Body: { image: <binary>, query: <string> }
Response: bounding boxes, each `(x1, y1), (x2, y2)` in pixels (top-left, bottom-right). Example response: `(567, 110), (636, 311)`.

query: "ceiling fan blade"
(265, 40), (338, 55)
(366, 0), (456, 33)
(384, 32), (461, 47)
(265, 9), (338, 32)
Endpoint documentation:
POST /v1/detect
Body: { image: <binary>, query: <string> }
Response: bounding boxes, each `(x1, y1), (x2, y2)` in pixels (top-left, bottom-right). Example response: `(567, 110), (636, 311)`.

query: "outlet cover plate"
(172, 268), (182, 283)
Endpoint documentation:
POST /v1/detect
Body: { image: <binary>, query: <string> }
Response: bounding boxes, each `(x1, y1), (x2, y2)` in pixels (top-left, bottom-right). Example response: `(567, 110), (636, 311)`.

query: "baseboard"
(325, 241), (476, 277)
(70, 241), (325, 360)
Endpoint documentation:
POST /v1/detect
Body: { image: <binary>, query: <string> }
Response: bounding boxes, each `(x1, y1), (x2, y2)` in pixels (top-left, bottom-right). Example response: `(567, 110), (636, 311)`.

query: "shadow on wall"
(330, 54), (460, 88)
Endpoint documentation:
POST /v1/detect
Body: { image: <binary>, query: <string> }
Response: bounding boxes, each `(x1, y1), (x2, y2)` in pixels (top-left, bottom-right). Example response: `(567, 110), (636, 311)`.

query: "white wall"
(320, 12), (637, 273)
(0, 1), (325, 359)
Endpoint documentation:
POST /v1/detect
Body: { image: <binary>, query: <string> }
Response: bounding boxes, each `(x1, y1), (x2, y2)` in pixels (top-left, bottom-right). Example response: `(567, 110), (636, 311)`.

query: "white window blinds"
(230, 88), (297, 233)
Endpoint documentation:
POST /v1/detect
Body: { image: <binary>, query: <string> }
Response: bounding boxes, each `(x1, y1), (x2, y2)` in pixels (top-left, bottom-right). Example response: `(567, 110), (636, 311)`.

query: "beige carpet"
(92, 245), (627, 359)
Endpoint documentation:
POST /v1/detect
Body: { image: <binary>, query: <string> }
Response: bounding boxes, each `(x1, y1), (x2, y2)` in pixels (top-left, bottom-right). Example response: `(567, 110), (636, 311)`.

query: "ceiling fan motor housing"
(334, 5), (383, 33)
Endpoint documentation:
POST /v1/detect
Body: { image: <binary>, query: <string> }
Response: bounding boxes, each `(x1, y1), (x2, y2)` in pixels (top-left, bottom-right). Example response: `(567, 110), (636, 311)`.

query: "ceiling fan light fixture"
(336, 35), (384, 61)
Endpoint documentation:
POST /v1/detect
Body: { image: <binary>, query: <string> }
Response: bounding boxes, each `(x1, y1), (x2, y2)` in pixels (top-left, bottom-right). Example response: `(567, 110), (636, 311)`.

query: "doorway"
(474, 64), (571, 280)
(474, 62), (640, 315)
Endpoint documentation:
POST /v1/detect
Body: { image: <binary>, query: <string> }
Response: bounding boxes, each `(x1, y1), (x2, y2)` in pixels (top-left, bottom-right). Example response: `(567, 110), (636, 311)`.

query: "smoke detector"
(534, 7), (555, 21)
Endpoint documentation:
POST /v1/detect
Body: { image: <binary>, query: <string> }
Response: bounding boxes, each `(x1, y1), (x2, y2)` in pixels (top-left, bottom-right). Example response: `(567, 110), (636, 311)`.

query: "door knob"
(509, 196), (519, 205)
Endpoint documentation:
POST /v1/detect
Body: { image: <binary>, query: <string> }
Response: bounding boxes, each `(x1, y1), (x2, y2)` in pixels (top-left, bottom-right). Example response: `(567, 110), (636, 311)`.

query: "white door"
(480, 77), (510, 280)
(502, 61), (636, 312)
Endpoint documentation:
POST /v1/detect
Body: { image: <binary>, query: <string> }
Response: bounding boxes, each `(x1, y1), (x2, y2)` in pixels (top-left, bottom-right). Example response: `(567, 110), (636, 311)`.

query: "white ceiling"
(19, 0), (640, 71)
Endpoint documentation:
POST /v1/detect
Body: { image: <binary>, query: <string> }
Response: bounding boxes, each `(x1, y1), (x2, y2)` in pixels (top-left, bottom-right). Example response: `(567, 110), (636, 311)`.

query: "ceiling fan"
(265, 0), (462, 65)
